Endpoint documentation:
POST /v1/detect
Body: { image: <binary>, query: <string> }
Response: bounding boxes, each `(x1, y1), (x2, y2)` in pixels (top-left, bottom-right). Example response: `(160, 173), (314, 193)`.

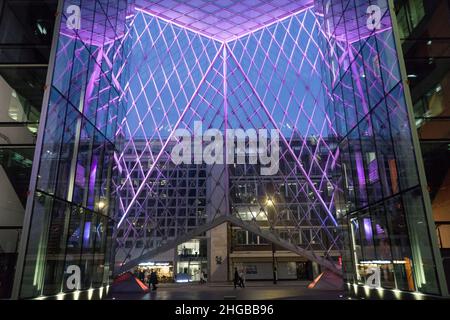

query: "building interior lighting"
(98, 201), (107, 210)
(266, 198), (275, 207)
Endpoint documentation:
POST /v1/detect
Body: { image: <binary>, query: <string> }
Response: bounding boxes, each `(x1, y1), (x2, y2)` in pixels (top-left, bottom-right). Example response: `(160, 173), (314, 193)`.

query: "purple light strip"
(84, 48), (104, 115)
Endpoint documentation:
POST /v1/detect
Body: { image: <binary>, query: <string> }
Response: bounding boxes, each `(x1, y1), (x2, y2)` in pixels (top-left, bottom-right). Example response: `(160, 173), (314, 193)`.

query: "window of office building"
(395, 0), (426, 39)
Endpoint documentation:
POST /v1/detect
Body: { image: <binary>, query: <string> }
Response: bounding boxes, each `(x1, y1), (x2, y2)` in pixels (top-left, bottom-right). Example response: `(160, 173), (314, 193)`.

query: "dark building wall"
(395, 0), (450, 292)
(12, 0), (128, 299)
(0, 0), (58, 300)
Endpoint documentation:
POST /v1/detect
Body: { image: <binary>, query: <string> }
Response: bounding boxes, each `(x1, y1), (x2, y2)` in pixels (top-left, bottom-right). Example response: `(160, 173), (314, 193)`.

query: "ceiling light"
(36, 22), (47, 35)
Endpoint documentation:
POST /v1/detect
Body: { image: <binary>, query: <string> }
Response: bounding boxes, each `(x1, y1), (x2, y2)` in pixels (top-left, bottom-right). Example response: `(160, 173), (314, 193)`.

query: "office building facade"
(394, 0), (450, 290)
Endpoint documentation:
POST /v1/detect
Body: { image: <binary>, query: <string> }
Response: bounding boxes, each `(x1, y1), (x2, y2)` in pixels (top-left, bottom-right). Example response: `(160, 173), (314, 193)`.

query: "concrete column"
(208, 223), (228, 282)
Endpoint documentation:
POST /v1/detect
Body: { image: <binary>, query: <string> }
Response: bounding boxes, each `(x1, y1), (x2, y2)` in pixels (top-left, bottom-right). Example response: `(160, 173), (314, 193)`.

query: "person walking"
(238, 269), (246, 288)
(200, 271), (206, 284)
(144, 269), (150, 286)
(137, 268), (144, 282)
(149, 269), (158, 291)
(233, 267), (241, 289)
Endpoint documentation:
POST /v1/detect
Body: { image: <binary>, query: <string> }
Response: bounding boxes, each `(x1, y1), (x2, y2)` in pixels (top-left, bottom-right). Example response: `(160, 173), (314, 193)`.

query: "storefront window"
(176, 261), (207, 282)
(177, 239), (206, 257)
(137, 262), (174, 283)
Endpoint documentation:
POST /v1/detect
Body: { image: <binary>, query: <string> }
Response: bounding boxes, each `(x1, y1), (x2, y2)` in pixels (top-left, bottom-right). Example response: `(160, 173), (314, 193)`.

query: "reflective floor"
(107, 281), (346, 300)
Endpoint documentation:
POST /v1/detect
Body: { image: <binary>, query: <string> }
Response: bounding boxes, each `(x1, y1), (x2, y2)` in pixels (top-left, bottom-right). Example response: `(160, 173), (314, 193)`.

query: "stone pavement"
(107, 281), (346, 300)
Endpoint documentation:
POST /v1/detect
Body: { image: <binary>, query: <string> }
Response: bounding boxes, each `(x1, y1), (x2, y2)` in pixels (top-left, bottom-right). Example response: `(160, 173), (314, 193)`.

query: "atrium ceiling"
(132, 0), (315, 41)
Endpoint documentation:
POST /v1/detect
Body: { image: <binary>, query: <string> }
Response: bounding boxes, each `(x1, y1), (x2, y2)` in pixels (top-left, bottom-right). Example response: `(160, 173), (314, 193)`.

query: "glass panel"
(402, 188), (440, 295)
(385, 196), (415, 291)
(55, 106), (82, 200)
(63, 205), (85, 293)
(359, 211), (376, 261)
(359, 115), (383, 203)
(349, 216), (363, 283)
(80, 211), (95, 289)
(371, 103), (399, 197)
(72, 118), (95, 206)
(42, 199), (70, 296)
(37, 89), (68, 194)
(370, 204), (395, 289)
(20, 193), (54, 298)
(386, 85), (420, 190)
(17, 0), (127, 299)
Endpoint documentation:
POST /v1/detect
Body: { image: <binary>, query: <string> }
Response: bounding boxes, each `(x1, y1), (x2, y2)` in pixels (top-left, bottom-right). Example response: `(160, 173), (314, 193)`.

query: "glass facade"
(395, 0), (450, 290)
(9, 0), (448, 299)
(317, 0), (445, 295)
(14, 0), (127, 299)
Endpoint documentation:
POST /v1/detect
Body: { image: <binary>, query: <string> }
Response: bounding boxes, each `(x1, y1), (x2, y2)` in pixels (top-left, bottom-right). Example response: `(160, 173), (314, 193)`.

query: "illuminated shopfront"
(137, 262), (174, 283)
(176, 240), (207, 282)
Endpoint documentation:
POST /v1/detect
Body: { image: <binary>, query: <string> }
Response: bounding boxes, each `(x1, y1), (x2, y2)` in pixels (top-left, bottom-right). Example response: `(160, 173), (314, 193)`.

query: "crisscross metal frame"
(113, 5), (344, 275)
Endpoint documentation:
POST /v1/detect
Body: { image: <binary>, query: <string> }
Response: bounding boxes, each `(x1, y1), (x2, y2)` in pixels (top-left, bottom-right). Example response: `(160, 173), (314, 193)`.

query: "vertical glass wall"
(396, 0), (450, 290)
(15, 0), (127, 299)
(318, 0), (446, 295)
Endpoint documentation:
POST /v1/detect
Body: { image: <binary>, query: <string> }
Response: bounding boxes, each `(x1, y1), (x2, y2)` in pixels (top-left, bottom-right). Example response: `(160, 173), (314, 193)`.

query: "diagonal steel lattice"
(113, 5), (344, 274)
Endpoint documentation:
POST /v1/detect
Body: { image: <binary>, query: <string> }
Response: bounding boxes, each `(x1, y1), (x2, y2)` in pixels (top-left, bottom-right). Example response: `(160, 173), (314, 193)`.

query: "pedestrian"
(238, 269), (246, 288)
(138, 268), (145, 282)
(144, 268), (150, 285)
(233, 267), (241, 289)
(200, 271), (206, 284)
(149, 269), (158, 291)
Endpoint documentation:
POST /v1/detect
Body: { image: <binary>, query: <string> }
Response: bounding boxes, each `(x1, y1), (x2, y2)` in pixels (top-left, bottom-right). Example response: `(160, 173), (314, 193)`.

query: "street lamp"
(98, 201), (106, 210)
(97, 199), (107, 212)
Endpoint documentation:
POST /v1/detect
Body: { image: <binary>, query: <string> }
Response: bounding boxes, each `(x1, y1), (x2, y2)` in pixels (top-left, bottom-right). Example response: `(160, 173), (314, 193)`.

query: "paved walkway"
(107, 281), (346, 300)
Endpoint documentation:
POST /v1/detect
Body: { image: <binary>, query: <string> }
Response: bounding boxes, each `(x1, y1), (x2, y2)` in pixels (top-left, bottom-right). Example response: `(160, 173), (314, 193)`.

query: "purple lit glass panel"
(368, 158), (379, 183)
(363, 218), (373, 241)
(75, 164), (86, 187)
(83, 222), (91, 244)
(88, 156), (98, 209)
